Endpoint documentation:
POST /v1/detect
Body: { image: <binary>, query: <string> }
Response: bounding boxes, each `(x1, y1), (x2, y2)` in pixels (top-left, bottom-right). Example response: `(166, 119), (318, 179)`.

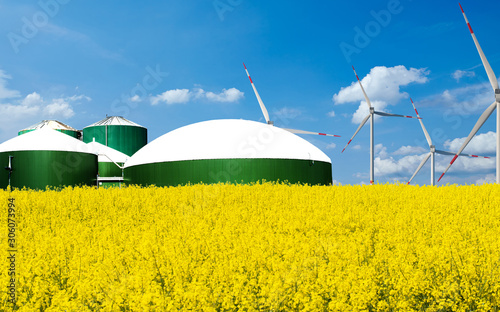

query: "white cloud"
(333, 65), (429, 104)
(452, 70), (475, 82)
(375, 153), (427, 177)
(205, 88), (244, 103)
(151, 89), (191, 105)
(0, 71), (88, 141)
(129, 95), (141, 103)
(419, 81), (492, 116)
(273, 107), (302, 120)
(333, 66), (429, 124)
(476, 174), (496, 185)
(327, 111), (335, 117)
(326, 143), (336, 150)
(352, 144), (362, 150)
(0, 70), (21, 99)
(151, 87), (244, 105)
(66, 94), (92, 102)
(21, 92), (43, 106)
(367, 142), (495, 183)
(445, 155), (495, 173)
(443, 131), (496, 155)
(375, 143), (389, 159)
(44, 99), (74, 118)
(393, 145), (428, 155)
(352, 100), (387, 124)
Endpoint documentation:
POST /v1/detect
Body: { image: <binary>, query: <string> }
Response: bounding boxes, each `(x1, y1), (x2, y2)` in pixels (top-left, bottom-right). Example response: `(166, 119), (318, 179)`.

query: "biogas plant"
(0, 117), (334, 190)
(1, 64), (341, 190)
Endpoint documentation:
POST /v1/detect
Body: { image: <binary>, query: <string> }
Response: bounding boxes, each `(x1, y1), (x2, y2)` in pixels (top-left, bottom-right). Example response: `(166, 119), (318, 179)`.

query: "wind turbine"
(438, 4), (499, 184)
(408, 98), (490, 186)
(243, 63), (341, 138)
(342, 66), (421, 184)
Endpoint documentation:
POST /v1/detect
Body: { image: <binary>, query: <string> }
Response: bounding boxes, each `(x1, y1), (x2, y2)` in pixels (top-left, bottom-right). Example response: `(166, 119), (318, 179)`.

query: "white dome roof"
(85, 116), (144, 128)
(0, 127), (95, 154)
(125, 119), (331, 168)
(19, 120), (77, 132)
(87, 141), (129, 163)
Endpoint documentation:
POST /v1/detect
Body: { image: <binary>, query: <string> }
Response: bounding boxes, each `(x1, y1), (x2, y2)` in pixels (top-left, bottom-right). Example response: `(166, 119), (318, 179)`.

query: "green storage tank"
(124, 119), (332, 186)
(18, 120), (81, 139)
(83, 116), (147, 157)
(87, 140), (129, 188)
(1, 128), (97, 190)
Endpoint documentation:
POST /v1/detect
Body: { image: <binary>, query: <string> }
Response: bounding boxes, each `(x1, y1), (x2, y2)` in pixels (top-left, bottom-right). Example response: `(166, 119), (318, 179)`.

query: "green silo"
(124, 119), (333, 186)
(83, 116), (147, 157)
(1, 128), (97, 190)
(18, 120), (81, 139)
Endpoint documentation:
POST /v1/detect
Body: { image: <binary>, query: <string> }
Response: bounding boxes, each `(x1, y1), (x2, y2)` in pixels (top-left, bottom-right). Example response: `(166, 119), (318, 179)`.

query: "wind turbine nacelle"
(267, 121), (274, 125)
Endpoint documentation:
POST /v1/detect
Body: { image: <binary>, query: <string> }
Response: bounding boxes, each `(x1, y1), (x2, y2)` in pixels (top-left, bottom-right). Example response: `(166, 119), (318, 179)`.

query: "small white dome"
(0, 128), (95, 154)
(125, 119), (331, 168)
(85, 116), (145, 128)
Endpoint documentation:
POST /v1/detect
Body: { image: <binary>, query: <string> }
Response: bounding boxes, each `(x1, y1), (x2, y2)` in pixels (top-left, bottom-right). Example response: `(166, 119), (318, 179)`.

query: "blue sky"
(0, 0), (498, 185)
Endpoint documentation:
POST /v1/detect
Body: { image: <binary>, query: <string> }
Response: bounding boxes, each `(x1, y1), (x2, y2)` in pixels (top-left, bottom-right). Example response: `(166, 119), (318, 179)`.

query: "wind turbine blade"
(243, 63), (271, 123)
(373, 111), (421, 119)
(341, 114), (371, 153)
(410, 98), (433, 147)
(459, 4), (499, 91)
(281, 128), (341, 137)
(408, 153), (431, 185)
(438, 101), (497, 182)
(352, 66), (372, 109)
(435, 149), (490, 159)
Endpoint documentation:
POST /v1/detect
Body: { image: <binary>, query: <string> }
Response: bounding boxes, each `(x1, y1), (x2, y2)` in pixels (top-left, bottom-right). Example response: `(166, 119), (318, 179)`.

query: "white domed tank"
(124, 119), (332, 186)
(0, 128), (97, 189)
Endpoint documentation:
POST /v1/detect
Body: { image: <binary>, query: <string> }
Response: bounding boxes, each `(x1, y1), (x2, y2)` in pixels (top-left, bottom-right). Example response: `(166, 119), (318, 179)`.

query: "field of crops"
(1, 183), (500, 311)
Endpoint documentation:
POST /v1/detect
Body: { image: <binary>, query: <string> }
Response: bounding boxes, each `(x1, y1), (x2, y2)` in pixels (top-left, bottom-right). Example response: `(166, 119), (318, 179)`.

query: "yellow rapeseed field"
(1, 183), (500, 311)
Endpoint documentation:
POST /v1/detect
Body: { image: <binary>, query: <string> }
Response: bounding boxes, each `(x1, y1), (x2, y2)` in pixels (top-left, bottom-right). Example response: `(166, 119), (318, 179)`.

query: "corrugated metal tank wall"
(83, 125), (147, 157)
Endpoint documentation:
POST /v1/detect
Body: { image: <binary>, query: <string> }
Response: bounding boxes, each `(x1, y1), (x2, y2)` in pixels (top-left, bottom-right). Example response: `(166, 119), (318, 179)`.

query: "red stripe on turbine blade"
(450, 154), (459, 165)
(459, 3), (464, 13)
(407, 182), (410, 185)
(370, 180), (374, 184)
(467, 23), (474, 34)
(472, 155), (478, 157)
(334, 135), (341, 137)
(243, 62), (247, 69)
(347, 139), (352, 144)
(341, 148), (346, 153)
(318, 133), (326, 136)
(437, 172), (446, 182)
(248, 76), (253, 83)
(485, 157), (491, 159)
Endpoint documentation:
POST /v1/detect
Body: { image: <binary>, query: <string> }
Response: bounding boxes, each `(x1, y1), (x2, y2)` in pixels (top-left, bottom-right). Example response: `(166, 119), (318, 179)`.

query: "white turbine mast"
(408, 98), (490, 186)
(243, 63), (341, 138)
(342, 66), (421, 184)
(438, 4), (499, 184)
